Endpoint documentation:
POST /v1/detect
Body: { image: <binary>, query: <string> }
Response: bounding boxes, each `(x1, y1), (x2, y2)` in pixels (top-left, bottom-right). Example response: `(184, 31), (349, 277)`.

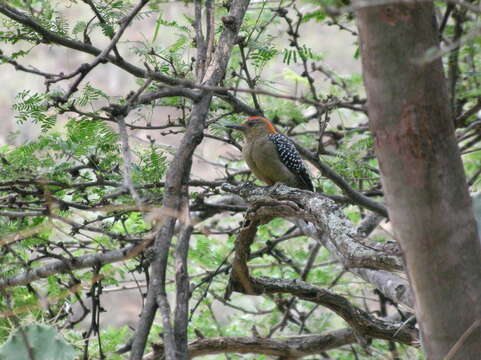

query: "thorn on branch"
(275, 8), (288, 16)
(78, 63), (91, 74)
(221, 16), (236, 30)
(102, 104), (128, 118)
(236, 35), (246, 46)
(222, 1), (231, 10)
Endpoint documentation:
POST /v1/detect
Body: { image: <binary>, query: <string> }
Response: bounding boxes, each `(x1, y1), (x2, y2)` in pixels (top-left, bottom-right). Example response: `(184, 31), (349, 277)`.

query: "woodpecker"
(225, 116), (314, 191)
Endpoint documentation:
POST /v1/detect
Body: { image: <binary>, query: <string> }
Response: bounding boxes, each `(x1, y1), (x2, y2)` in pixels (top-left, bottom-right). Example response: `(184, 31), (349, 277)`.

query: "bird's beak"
(224, 124), (245, 131)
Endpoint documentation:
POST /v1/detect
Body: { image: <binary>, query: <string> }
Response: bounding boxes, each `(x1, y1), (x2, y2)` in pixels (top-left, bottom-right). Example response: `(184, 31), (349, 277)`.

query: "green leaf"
(0, 324), (77, 360)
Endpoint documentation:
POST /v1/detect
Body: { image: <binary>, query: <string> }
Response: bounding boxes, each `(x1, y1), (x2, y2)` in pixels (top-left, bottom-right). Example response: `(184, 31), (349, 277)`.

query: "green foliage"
(76, 83), (109, 107)
(263, 98), (307, 123)
(191, 234), (228, 266)
(87, 326), (130, 360)
(13, 90), (56, 132)
(0, 1), (452, 359)
(0, 324), (77, 360)
(1, 118), (120, 181)
(0, 17), (41, 45)
(283, 45), (322, 65)
(324, 133), (377, 191)
(154, 14), (191, 36)
(249, 36), (279, 69)
(66, 118), (119, 155)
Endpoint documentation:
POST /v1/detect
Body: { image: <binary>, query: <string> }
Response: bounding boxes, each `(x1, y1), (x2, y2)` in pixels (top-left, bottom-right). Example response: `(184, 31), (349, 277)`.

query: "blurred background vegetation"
(1, 0), (480, 359)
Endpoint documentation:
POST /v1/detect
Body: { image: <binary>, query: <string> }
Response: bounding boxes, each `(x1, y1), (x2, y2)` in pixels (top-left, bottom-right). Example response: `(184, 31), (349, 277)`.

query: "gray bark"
(355, 1), (481, 358)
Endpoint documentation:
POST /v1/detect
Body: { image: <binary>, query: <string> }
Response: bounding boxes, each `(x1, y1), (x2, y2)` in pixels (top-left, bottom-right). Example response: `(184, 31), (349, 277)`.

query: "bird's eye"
(247, 122), (254, 127)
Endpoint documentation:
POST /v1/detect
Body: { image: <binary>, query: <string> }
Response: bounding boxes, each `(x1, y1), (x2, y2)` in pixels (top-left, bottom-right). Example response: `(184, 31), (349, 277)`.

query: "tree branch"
(144, 329), (356, 359)
(223, 183), (400, 271)
(0, 240), (149, 289)
(129, 0), (252, 358)
(222, 183), (417, 348)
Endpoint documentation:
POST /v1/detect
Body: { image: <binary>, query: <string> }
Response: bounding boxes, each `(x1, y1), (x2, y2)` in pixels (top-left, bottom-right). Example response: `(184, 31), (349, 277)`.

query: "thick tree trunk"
(355, 2), (481, 359)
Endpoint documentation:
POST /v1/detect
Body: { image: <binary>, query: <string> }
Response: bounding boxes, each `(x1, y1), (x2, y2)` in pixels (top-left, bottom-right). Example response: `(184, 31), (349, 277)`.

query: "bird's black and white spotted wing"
(267, 133), (313, 191)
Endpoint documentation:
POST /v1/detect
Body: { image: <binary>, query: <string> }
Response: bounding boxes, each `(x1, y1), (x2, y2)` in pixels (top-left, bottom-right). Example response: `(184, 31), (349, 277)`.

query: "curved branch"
(0, 241), (149, 289)
(222, 196), (417, 346)
(223, 182), (414, 309)
(250, 276), (417, 345)
(224, 183), (401, 271)
(0, 3), (185, 86)
(144, 329), (356, 359)
(130, 0), (252, 358)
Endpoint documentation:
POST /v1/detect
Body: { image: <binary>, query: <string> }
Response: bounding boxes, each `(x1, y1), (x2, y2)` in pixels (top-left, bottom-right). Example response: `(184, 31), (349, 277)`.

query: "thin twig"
(444, 319), (481, 360)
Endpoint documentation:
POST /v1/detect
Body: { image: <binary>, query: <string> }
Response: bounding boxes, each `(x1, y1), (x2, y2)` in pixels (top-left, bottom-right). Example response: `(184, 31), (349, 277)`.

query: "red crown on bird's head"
(247, 116), (277, 133)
